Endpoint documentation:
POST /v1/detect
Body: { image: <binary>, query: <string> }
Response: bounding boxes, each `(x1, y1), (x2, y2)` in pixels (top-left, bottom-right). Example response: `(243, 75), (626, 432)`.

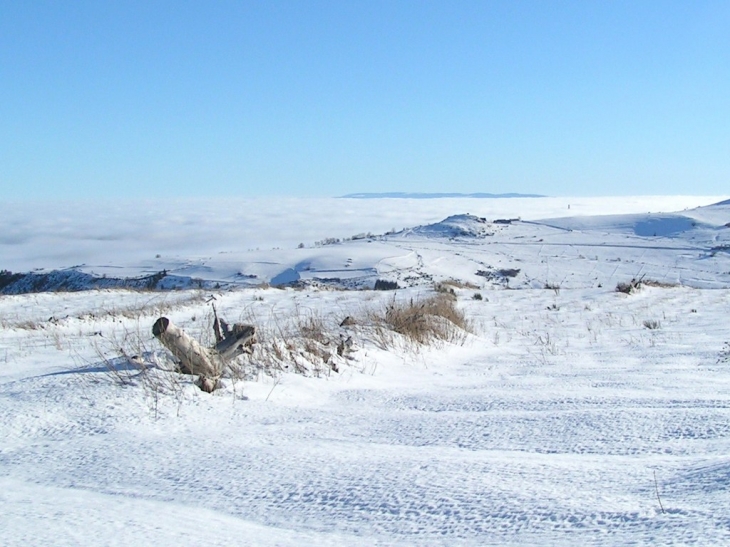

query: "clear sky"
(1, 1), (728, 200)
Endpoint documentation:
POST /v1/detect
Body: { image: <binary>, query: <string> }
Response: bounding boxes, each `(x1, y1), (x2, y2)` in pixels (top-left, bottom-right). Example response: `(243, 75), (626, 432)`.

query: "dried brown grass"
(370, 294), (471, 346)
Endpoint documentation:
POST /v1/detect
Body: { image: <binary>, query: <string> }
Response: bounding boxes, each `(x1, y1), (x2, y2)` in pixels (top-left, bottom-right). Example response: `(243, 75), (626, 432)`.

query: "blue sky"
(1, 1), (728, 200)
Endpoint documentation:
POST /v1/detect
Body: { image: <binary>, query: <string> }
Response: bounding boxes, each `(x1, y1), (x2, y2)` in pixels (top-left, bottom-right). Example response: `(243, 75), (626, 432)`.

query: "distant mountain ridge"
(340, 192), (546, 199)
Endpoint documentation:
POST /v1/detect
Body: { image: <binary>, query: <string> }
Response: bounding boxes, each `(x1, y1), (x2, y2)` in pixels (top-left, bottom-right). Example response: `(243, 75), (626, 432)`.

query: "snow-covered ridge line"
(0, 268), (228, 295)
(3, 200), (730, 294)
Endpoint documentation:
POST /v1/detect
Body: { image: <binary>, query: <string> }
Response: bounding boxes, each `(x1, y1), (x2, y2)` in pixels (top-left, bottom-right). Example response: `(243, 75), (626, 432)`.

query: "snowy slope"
(2, 196), (730, 545)
(2, 286), (730, 545)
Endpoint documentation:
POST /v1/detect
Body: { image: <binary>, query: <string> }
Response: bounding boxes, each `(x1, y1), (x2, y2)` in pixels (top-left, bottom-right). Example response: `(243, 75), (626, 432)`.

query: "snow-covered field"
(2, 195), (730, 545)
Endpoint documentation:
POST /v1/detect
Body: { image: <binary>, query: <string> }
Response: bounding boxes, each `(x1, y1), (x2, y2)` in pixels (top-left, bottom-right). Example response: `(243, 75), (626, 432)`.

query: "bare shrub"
(374, 279), (399, 291)
(476, 268), (520, 284)
(498, 268), (521, 278)
(616, 278), (642, 294)
(617, 277), (678, 294)
(643, 319), (661, 330)
(86, 320), (190, 417)
(544, 282), (561, 294)
(93, 321), (161, 380)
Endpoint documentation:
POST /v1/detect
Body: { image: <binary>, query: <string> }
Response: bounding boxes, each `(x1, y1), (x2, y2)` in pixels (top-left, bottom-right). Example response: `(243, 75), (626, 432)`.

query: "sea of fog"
(1, 195), (727, 273)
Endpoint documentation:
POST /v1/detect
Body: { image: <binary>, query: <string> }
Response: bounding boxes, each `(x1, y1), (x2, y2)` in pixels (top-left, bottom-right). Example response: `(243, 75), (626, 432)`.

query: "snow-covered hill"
(2, 195), (730, 545)
(3, 197), (730, 293)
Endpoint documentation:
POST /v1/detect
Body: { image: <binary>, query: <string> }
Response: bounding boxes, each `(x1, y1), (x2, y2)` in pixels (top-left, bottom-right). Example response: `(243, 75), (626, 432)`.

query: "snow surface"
(2, 195), (730, 545)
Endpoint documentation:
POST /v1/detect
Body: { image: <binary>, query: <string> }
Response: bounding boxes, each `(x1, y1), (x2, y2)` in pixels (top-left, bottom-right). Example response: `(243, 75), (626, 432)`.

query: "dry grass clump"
(14, 320), (42, 330)
(85, 322), (193, 418)
(642, 319), (661, 330)
(235, 308), (350, 380)
(436, 279), (478, 293)
(371, 294), (471, 346)
(617, 277), (679, 294)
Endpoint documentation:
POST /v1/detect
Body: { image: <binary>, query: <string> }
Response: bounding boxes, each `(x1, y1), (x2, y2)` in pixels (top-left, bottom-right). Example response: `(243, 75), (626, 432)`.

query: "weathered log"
(152, 317), (221, 380)
(213, 324), (256, 362)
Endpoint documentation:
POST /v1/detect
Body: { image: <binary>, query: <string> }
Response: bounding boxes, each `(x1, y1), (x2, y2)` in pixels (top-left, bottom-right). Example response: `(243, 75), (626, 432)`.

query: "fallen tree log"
(152, 316), (256, 392)
(152, 317), (221, 376)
